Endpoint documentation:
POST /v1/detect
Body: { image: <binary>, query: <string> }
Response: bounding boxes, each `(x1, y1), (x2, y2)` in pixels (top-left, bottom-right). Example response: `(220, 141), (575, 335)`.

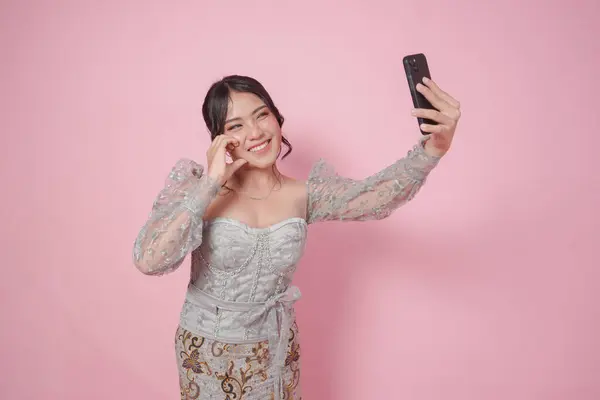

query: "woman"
(132, 74), (460, 399)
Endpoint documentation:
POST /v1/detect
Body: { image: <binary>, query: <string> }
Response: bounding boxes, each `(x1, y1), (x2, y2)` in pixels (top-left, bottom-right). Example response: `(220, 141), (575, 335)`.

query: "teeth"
(249, 141), (269, 152)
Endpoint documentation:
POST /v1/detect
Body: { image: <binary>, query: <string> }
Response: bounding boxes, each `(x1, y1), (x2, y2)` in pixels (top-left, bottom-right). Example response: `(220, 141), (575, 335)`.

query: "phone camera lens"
(409, 58), (419, 72)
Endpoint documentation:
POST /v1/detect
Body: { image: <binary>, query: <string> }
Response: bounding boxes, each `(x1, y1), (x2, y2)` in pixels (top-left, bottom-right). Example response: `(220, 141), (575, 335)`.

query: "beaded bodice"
(190, 217), (307, 303)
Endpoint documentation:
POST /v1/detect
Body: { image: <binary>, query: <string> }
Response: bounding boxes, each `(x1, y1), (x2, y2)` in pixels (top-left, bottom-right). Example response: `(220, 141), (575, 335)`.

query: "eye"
(227, 124), (242, 131)
(257, 111), (269, 119)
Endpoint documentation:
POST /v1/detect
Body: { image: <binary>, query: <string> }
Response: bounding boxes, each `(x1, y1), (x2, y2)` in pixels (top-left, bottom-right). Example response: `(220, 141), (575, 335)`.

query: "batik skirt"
(174, 321), (302, 399)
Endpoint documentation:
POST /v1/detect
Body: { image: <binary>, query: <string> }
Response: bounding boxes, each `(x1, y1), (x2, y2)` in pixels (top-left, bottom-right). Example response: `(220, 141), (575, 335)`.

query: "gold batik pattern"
(175, 322), (301, 400)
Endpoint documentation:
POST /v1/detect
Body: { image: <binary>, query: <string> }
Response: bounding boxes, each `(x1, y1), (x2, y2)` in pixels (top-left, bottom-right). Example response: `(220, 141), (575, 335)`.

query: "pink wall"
(1, 0), (599, 398)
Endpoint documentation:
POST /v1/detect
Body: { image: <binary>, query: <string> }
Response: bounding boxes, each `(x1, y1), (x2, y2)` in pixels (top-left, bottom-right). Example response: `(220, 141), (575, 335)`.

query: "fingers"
(411, 108), (454, 126)
(416, 81), (448, 112)
(419, 123), (449, 134)
(415, 105), (460, 135)
(422, 77), (460, 109)
(215, 136), (239, 149)
(228, 158), (248, 172)
(223, 136), (240, 152)
(417, 78), (461, 121)
(207, 135), (239, 157)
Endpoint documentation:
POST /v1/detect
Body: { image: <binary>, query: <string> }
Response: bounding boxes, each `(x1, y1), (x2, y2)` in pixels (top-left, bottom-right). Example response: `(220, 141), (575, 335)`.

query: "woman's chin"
(246, 156), (277, 169)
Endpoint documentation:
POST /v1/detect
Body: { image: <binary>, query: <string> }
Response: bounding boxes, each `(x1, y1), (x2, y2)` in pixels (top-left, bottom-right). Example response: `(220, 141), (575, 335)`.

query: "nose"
(248, 121), (263, 140)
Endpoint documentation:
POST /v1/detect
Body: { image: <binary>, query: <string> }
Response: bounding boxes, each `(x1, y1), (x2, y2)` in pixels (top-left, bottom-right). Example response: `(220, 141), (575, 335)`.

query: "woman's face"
(222, 91), (282, 169)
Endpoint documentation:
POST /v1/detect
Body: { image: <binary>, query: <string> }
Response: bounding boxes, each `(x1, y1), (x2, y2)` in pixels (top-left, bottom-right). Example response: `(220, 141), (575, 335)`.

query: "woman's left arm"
(306, 77), (461, 224)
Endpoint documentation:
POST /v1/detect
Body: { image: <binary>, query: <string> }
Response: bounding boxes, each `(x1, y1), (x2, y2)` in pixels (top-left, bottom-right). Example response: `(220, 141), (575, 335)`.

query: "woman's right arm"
(132, 159), (221, 276)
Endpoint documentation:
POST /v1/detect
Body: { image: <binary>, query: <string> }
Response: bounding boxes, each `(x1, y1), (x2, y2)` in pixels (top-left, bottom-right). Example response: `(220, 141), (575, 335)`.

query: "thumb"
(230, 158), (248, 172)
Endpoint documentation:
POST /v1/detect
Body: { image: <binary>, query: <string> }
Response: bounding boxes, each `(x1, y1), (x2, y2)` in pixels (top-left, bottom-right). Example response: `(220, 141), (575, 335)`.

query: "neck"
(229, 164), (281, 193)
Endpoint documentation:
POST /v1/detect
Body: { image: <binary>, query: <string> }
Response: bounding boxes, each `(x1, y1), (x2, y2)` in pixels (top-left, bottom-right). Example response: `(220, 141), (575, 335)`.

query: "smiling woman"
(132, 74), (460, 399)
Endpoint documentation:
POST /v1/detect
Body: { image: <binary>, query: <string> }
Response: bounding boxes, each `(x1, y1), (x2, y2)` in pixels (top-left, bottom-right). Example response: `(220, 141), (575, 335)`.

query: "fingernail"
(423, 77), (430, 82)
(411, 109), (417, 115)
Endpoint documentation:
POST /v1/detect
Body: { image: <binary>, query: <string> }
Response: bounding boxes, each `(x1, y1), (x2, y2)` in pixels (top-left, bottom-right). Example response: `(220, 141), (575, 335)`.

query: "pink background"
(1, 0), (599, 399)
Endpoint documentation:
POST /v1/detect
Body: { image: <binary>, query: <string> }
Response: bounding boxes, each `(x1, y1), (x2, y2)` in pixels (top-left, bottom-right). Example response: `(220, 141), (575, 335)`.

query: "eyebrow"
(225, 105), (268, 124)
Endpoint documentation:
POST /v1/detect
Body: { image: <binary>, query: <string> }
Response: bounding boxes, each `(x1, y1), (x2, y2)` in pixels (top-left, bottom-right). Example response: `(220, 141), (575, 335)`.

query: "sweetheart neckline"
(203, 216), (308, 231)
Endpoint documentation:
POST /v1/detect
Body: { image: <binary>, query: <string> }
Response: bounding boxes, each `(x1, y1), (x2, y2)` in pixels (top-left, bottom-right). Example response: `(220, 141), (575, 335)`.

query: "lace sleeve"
(132, 159), (221, 276)
(306, 138), (442, 224)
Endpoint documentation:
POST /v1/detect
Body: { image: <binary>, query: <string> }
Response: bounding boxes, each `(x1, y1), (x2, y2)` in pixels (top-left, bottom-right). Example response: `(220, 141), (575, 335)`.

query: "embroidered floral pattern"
(175, 324), (302, 399)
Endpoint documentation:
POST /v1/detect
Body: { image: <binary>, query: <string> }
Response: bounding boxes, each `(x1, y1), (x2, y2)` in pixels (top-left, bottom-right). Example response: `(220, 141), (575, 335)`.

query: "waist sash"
(185, 283), (302, 400)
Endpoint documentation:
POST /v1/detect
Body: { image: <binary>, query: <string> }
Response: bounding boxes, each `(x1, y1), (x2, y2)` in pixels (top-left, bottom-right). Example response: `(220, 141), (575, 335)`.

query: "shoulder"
(278, 175), (308, 211)
(282, 175), (306, 195)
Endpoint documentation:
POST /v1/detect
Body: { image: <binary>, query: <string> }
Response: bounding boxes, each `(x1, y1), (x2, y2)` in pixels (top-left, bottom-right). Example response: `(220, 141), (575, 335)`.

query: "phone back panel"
(403, 53), (437, 133)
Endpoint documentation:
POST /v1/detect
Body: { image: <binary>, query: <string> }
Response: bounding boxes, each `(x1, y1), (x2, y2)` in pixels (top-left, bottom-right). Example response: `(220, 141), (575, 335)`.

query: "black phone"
(403, 53), (437, 135)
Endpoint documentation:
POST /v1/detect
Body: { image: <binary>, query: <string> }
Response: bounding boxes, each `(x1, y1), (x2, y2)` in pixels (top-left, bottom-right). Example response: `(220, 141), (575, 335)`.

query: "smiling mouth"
(248, 139), (271, 153)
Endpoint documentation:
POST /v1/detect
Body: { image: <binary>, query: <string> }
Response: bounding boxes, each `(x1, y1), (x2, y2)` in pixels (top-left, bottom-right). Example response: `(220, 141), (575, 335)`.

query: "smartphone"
(403, 53), (437, 134)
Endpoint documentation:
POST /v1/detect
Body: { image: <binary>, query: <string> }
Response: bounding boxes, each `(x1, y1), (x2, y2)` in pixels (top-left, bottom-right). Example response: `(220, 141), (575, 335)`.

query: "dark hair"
(201, 75), (292, 159)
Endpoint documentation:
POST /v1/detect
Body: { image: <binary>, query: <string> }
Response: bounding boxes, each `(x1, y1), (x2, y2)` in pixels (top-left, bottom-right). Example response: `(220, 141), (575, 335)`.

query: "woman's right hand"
(206, 135), (248, 185)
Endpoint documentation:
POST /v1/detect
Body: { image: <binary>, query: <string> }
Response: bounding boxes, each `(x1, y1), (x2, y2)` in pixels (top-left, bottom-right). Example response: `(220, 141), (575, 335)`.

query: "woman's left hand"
(411, 77), (461, 157)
